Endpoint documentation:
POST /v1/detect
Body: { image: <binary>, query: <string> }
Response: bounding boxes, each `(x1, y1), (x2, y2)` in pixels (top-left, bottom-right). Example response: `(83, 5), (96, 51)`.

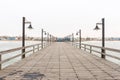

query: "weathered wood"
(0, 42), (120, 80)
(0, 55), (1, 70)
(90, 46), (92, 53)
(0, 43), (41, 55)
(78, 43), (120, 60)
(0, 43), (44, 70)
(33, 46), (35, 53)
(81, 43), (120, 53)
(37, 45), (39, 51)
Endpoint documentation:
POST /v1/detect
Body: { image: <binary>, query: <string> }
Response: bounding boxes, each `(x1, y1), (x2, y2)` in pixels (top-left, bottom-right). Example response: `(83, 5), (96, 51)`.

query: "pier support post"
(0, 55), (1, 70)
(50, 35), (52, 45)
(72, 33), (74, 46)
(101, 18), (105, 59)
(22, 17), (25, 59)
(94, 18), (105, 59)
(79, 29), (81, 49)
(41, 29), (43, 49)
(22, 17), (33, 59)
(90, 46), (92, 53)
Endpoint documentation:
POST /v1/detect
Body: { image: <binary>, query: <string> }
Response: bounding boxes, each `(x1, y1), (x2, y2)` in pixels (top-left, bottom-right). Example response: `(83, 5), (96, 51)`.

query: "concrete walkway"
(0, 42), (120, 80)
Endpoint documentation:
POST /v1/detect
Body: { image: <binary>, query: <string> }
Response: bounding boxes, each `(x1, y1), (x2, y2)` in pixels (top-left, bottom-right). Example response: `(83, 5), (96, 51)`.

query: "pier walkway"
(0, 42), (120, 80)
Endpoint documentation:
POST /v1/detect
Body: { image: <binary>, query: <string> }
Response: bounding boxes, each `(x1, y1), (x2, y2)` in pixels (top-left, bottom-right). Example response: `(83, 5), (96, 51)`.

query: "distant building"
(0, 38), (6, 40)
(7, 37), (16, 40)
(56, 38), (70, 42)
(111, 37), (120, 41)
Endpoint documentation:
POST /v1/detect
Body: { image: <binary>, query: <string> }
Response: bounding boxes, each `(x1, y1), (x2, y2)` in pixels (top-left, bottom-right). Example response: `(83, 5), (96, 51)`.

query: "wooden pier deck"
(0, 42), (120, 80)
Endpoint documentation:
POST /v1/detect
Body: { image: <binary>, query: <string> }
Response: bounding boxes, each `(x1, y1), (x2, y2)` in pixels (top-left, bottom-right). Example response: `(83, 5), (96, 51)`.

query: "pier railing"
(74, 43), (120, 61)
(0, 42), (49, 70)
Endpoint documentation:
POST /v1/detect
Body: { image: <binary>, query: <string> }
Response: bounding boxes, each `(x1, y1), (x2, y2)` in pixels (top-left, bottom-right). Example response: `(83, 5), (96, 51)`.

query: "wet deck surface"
(0, 42), (120, 80)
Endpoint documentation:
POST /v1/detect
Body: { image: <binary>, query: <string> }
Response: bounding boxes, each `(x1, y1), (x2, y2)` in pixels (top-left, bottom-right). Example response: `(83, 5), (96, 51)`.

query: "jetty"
(0, 42), (120, 80)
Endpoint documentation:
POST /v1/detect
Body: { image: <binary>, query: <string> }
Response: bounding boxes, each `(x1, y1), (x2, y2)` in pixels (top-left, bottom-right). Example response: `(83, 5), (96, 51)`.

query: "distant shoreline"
(0, 40), (120, 41)
(0, 40), (40, 41)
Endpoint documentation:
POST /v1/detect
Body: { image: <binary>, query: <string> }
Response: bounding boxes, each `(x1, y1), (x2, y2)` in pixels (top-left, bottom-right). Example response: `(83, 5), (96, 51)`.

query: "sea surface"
(0, 41), (40, 51)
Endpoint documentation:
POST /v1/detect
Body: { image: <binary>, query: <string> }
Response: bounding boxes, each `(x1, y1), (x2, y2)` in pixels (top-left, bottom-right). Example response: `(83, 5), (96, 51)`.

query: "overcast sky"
(0, 0), (120, 38)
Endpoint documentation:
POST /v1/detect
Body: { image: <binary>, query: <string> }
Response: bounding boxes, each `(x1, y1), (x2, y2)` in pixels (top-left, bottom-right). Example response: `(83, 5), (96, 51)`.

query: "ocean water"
(0, 41), (41, 51)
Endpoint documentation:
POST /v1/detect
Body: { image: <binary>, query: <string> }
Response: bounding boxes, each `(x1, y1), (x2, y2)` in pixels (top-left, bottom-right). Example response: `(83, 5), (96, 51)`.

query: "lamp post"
(41, 29), (43, 49)
(41, 29), (46, 49)
(48, 34), (51, 44)
(51, 35), (53, 42)
(76, 29), (81, 49)
(47, 33), (49, 46)
(72, 33), (74, 46)
(94, 18), (105, 59)
(50, 34), (52, 44)
(22, 17), (33, 59)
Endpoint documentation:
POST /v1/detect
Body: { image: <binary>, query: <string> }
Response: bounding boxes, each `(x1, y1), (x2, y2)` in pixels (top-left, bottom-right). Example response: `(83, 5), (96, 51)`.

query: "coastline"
(1, 40), (120, 41)
(0, 40), (40, 41)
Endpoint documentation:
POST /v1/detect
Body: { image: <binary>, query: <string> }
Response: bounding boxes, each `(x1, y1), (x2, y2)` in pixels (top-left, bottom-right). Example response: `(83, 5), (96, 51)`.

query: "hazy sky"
(0, 0), (120, 38)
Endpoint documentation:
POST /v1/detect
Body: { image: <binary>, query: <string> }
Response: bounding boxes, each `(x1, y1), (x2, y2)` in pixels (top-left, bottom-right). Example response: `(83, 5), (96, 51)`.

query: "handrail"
(81, 43), (120, 53)
(0, 43), (41, 55)
(75, 42), (120, 61)
(0, 42), (48, 70)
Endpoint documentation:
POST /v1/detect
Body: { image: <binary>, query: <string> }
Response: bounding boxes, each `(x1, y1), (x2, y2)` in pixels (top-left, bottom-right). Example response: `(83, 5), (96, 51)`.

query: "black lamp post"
(47, 33), (49, 45)
(72, 33), (74, 45)
(94, 18), (105, 59)
(50, 34), (52, 44)
(76, 29), (81, 49)
(22, 17), (33, 59)
(41, 29), (47, 49)
(51, 35), (53, 42)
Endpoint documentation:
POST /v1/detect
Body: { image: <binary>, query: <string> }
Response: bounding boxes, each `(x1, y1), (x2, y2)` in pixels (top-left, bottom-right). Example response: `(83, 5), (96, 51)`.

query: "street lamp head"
(94, 25), (100, 30)
(72, 33), (74, 36)
(28, 24), (33, 29)
(76, 32), (78, 35)
(44, 31), (47, 35)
